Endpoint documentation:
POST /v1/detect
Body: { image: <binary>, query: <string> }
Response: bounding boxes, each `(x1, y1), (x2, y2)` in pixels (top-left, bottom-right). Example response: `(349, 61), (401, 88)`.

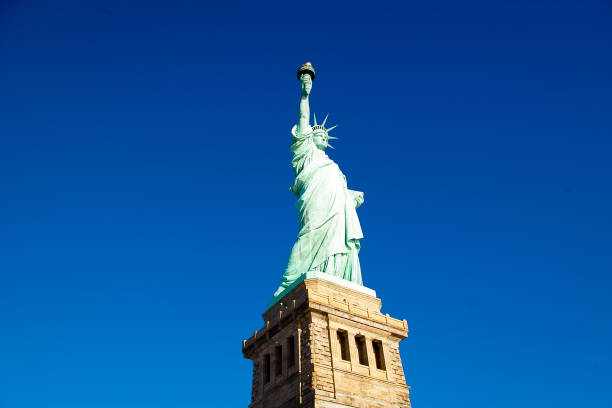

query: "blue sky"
(1, 0), (611, 407)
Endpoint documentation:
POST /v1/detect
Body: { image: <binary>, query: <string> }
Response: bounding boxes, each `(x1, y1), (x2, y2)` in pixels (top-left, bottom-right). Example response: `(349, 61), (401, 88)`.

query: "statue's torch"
(297, 62), (316, 81)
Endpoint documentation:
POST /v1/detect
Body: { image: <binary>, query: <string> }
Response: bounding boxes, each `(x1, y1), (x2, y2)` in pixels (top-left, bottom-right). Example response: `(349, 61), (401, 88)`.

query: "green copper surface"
(273, 64), (365, 299)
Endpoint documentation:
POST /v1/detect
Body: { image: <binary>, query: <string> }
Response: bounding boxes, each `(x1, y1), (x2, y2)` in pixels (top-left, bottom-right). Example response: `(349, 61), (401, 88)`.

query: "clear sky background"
(1, 0), (611, 407)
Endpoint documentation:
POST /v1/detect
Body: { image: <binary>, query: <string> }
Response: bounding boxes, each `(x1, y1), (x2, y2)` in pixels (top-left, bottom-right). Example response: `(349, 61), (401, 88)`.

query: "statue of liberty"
(274, 63), (365, 297)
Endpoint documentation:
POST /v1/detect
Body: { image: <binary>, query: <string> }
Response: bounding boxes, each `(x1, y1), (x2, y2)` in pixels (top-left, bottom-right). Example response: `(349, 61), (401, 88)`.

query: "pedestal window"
(337, 330), (350, 361)
(274, 345), (283, 377)
(372, 340), (386, 370)
(286, 336), (295, 368)
(263, 353), (271, 383)
(355, 335), (369, 366)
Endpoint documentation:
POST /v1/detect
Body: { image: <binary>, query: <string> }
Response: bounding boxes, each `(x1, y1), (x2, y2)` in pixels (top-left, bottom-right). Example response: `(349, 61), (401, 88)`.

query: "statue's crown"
(312, 113), (337, 134)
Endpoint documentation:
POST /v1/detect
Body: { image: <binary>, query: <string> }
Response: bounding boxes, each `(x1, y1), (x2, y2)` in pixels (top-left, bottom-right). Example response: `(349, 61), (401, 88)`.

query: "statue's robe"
(274, 125), (363, 297)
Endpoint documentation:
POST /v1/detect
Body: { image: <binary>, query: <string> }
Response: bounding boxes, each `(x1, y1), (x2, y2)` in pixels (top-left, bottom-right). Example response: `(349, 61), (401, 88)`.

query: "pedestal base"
(243, 278), (411, 408)
(267, 271), (376, 310)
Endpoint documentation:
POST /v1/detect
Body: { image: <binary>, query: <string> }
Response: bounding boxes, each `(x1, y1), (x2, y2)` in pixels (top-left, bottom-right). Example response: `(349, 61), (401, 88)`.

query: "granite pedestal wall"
(242, 278), (411, 408)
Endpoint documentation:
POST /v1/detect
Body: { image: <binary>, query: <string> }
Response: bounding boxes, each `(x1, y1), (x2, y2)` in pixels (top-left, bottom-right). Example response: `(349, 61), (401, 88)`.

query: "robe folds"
(274, 125), (364, 297)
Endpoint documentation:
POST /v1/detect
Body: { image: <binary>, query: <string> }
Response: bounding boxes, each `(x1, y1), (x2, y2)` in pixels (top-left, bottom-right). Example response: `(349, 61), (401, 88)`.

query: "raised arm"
(297, 73), (312, 133)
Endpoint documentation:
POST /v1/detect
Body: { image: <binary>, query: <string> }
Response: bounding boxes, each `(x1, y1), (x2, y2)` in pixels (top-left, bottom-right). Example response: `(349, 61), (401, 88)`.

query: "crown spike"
(313, 113), (318, 126)
(327, 136), (338, 140)
(322, 114), (329, 127)
(327, 143), (335, 149)
(326, 125), (338, 132)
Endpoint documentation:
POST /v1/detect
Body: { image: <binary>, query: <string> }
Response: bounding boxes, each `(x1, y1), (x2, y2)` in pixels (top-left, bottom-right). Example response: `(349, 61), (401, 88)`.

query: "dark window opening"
(372, 340), (386, 370)
(263, 353), (271, 383)
(337, 330), (350, 361)
(275, 345), (283, 376)
(287, 336), (296, 368)
(355, 335), (368, 366)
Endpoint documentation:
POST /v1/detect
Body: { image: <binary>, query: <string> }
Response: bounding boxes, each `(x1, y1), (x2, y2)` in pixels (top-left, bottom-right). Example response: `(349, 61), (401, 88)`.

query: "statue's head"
(313, 128), (329, 150)
(312, 113), (337, 151)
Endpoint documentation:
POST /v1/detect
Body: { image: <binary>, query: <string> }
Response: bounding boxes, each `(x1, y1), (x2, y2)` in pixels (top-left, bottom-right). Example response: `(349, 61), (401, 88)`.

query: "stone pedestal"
(242, 277), (411, 408)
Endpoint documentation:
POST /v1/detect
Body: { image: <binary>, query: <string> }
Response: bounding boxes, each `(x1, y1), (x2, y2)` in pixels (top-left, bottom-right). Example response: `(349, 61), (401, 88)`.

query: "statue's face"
(313, 130), (328, 150)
